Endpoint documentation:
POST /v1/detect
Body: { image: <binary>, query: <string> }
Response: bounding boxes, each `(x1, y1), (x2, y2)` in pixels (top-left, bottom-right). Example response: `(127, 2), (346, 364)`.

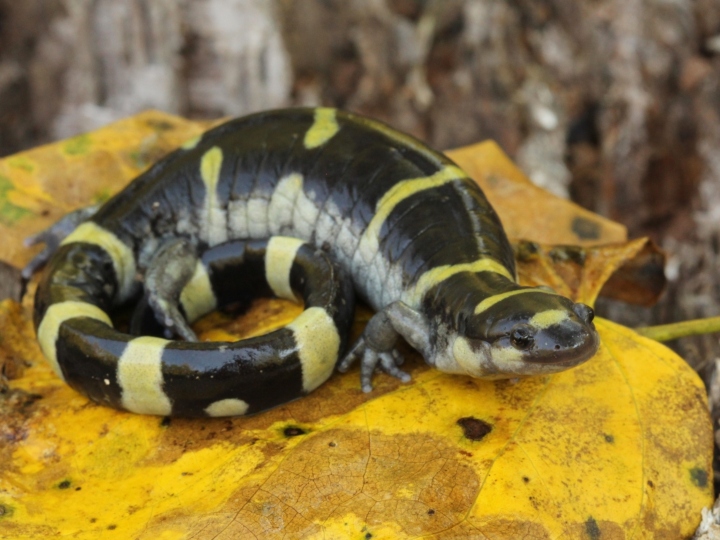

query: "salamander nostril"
(573, 303), (594, 324)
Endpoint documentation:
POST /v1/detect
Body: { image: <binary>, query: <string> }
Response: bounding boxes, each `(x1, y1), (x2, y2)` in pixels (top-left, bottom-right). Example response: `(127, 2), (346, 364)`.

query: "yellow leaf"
(0, 112), (712, 538)
(0, 300), (712, 539)
(0, 111), (220, 270)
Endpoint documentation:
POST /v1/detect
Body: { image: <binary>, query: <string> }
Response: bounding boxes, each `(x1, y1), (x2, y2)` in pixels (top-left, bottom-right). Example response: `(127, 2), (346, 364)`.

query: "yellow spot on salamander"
(61, 222), (137, 302)
(267, 172), (304, 234)
(179, 261), (217, 323)
(452, 336), (483, 376)
(474, 288), (560, 316)
(356, 165), (469, 270)
(530, 309), (569, 329)
(265, 236), (305, 301)
(304, 108), (340, 149)
(37, 301), (113, 380)
(117, 336), (172, 416)
(403, 258), (514, 308)
(490, 346), (525, 370)
(452, 336), (526, 377)
(200, 146), (223, 193)
(199, 146), (227, 245)
(288, 307), (340, 393)
(205, 398), (249, 417)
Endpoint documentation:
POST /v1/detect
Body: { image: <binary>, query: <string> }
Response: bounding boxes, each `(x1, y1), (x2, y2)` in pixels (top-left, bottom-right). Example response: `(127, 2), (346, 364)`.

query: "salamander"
(30, 107), (599, 417)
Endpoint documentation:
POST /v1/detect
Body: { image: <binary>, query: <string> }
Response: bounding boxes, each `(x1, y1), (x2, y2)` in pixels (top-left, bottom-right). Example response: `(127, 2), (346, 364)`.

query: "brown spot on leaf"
(283, 426), (306, 437)
(690, 467), (708, 488)
(562, 517), (627, 540)
(457, 417), (492, 441)
(585, 516), (601, 539)
(571, 216), (602, 240)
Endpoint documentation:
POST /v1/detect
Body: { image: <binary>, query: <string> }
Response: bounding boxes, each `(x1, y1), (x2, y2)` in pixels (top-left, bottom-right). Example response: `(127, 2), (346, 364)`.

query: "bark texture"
(0, 0), (291, 146)
(1, 0), (720, 372)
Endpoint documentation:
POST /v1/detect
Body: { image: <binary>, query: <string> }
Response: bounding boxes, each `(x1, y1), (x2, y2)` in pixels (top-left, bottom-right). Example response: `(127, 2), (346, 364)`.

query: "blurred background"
(1, 0), (719, 376)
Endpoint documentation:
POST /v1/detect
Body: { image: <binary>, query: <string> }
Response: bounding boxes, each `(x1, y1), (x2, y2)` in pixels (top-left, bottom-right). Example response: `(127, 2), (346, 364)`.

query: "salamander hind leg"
(338, 301), (431, 393)
(136, 238), (201, 341)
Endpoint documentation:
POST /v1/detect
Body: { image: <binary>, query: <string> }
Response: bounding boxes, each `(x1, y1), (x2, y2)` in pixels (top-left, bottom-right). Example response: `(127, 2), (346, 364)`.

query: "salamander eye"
(510, 324), (535, 350)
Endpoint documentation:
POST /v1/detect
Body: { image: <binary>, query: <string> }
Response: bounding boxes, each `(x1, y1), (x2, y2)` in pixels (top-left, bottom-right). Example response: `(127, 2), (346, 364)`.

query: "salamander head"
(450, 289), (599, 378)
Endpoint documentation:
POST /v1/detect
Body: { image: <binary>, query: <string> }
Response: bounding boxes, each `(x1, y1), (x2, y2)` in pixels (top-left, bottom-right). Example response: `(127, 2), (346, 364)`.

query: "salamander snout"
(510, 302), (598, 368)
(507, 302), (596, 356)
(479, 294), (599, 377)
(450, 290), (600, 379)
(573, 302), (594, 325)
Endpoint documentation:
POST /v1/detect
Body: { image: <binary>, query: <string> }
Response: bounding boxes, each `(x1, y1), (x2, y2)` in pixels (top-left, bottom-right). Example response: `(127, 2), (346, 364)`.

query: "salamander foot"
(338, 309), (411, 392)
(135, 238), (199, 341)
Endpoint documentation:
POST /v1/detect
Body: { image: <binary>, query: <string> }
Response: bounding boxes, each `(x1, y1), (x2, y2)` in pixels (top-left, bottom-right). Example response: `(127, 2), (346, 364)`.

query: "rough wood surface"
(0, 0), (290, 146)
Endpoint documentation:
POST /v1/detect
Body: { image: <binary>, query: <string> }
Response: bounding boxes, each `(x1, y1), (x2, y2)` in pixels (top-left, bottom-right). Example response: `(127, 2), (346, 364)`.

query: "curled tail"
(34, 235), (355, 417)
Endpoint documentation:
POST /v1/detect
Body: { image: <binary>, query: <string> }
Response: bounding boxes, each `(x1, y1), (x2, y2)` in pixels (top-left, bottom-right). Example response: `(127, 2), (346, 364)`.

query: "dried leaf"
(598, 239), (667, 306)
(514, 238), (667, 307)
(447, 141), (627, 246)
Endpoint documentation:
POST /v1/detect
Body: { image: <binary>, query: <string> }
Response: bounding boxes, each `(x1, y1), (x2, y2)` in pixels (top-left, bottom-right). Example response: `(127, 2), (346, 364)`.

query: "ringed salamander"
(30, 107), (599, 417)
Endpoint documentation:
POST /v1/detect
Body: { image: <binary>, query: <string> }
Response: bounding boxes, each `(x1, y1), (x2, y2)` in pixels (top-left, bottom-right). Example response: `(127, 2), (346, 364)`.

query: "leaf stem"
(635, 316), (720, 342)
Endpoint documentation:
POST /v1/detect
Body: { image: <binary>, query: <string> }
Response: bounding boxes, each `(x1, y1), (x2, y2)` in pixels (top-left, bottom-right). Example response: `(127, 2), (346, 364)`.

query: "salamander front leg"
(139, 238), (199, 341)
(338, 301), (431, 392)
